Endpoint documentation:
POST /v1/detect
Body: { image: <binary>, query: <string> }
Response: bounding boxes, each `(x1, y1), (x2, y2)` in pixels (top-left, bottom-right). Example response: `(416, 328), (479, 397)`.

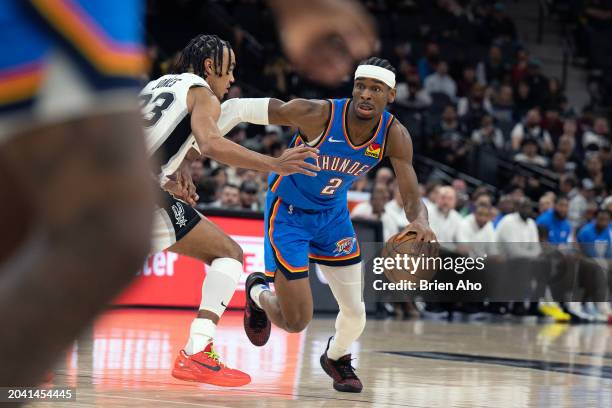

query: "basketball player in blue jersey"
(221, 57), (437, 392)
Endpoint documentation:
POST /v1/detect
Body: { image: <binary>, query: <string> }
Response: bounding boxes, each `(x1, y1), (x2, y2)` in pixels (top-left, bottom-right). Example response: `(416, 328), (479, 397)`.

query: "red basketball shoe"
(171, 343), (251, 387)
(320, 337), (363, 393)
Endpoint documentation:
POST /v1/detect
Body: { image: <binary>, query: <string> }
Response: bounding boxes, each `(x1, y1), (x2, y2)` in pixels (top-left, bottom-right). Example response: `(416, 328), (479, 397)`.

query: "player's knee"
(341, 302), (366, 327)
(284, 312), (312, 333)
(222, 239), (243, 263)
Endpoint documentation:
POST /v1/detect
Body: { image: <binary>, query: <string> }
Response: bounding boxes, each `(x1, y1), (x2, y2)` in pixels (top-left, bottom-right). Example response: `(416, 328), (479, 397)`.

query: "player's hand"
(398, 221), (437, 243)
(273, 146), (321, 176)
(271, 0), (376, 86)
(164, 163), (198, 206)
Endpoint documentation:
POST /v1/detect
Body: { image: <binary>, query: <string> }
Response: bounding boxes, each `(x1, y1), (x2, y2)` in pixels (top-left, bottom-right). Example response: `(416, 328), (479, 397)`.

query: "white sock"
(184, 318), (216, 355)
(184, 257), (242, 355)
(249, 283), (270, 309)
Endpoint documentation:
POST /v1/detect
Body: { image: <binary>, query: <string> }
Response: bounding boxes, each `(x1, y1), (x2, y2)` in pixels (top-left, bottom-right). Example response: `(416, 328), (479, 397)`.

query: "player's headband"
(354, 65), (396, 89)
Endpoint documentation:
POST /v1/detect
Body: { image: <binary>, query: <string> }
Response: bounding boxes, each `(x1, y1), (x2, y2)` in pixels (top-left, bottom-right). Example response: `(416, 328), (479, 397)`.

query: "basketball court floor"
(29, 309), (612, 407)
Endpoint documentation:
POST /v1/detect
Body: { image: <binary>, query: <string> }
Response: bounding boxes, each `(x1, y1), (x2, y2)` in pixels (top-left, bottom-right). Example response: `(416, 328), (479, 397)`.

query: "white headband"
(354, 65), (396, 88)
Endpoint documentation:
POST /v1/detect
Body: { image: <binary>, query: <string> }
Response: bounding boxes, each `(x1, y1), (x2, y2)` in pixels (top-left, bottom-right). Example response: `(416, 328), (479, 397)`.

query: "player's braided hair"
(173, 34), (232, 79)
(359, 57), (396, 74)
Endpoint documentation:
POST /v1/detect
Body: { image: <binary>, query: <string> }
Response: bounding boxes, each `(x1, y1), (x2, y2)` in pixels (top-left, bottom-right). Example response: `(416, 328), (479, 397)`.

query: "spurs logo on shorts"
(172, 202), (188, 228)
(334, 237), (355, 256)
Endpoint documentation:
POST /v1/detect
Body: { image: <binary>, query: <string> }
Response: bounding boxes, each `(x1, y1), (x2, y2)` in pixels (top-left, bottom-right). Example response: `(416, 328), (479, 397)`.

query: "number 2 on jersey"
(321, 177), (343, 195)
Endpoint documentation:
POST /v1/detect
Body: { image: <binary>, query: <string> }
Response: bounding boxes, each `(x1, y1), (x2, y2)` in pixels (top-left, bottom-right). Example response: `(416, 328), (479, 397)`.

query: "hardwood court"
(29, 309), (612, 408)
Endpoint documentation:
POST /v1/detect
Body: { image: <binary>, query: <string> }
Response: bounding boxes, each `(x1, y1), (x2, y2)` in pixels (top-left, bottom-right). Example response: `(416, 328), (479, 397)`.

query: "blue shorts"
(264, 191), (362, 282)
(0, 0), (143, 116)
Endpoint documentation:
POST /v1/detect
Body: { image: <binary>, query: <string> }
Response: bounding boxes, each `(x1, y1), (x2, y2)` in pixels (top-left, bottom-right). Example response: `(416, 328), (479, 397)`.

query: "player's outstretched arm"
(189, 87), (320, 176)
(219, 97), (330, 143)
(386, 121), (436, 242)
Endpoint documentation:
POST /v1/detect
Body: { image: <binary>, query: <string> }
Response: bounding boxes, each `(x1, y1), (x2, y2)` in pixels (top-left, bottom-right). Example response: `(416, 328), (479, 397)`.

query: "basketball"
(381, 231), (439, 284)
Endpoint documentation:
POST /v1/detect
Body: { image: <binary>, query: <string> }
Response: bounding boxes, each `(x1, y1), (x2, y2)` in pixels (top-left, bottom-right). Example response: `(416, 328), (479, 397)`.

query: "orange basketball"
(380, 231), (439, 284)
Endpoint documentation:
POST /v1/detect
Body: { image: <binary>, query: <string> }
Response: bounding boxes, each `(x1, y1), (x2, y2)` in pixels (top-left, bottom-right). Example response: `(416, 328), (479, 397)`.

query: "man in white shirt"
(424, 61), (457, 100)
(456, 205), (497, 257)
(496, 198), (541, 258)
(351, 183), (401, 241)
(510, 109), (553, 154)
(428, 186), (464, 246)
(384, 183), (410, 240)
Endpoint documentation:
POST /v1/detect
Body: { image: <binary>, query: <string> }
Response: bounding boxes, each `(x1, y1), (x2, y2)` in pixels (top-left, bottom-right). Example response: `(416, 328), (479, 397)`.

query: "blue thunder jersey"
(268, 98), (395, 210)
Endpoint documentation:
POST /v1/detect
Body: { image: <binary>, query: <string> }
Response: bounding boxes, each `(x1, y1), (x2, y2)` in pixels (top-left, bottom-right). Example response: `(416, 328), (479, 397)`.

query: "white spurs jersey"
(139, 72), (210, 185)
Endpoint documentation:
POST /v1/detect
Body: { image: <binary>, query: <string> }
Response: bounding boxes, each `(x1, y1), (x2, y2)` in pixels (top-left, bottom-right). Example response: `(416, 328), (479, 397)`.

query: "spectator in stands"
(384, 183), (409, 239)
(511, 109), (554, 154)
(375, 167), (394, 186)
(538, 192), (556, 215)
(514, 138), (549, 167)
(458, 83), (493, 133)
(456, 204), (497, 257)
(239, 180), (260, 211)
(476, 45), (509, 86)
(417, 41), (440, 82)
(428, 185), (463, 244)
(452, 178), (470, 216)
(582, 155), (605, 188)
(524, 58), (549, 107)
(568, 179), (596, 229)
(473, 190), (493, 209)
(351, 183), (390, 221)
(550, 151), (574, 175)
(603, 195), (612, 212)
(431, 105), (469, 169)
(423, 181), (442, 212)
(496, 197), (541, 257)
(210, 167), (228, 191)
(514, 81), (534, 119)
(543, 78), (565, 112)
(351, 183), (404, 241)
(559, 173), (579, 199)
(491, 84), (515, 124)
(190, 159), (206, 186)
(486, 2), (517, 42)
(511, 48), (530, 85)
(557, 135), (581, 173)
(395, 73), (432, 109)
(472, 114), (505, 150)
(582, 117), (610, 151)
(536, 195), (571, 243)
(493, 195), (516, 228)
(457, 65), (479, 98)
(350, 176), (369, 192)
(212, 183), (241, 209)
(424, 60), (457, 100)
(577, 209), (611, 259)
(541, 108), (564, 141)
(578, 201), (600, 232)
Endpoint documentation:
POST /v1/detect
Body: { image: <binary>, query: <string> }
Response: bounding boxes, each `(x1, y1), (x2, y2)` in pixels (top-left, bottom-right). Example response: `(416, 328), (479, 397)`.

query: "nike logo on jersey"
(221, 301), (227, 308)
(193, 360), (222, 372)
(328, 136), (344, 143)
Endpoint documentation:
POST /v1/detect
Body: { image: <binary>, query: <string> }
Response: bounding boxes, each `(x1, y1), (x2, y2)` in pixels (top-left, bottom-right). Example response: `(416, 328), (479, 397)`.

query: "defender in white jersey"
(139, 34), (319, 387)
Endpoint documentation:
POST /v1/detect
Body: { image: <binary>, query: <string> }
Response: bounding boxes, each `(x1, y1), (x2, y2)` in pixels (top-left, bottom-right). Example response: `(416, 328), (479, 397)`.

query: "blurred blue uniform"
(0, 0), (143, 116)
(264, 98), (395, 281)
(536, 209), (571, 243)
(577, 221), (611, 258)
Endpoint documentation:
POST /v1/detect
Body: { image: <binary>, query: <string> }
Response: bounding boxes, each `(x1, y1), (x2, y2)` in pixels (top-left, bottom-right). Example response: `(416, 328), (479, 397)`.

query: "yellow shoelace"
(204, 347), (224, 366)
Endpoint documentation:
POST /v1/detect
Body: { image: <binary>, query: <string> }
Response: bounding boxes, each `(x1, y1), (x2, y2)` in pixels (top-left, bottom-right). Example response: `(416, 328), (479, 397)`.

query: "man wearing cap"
(216, 57), (436, 392)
